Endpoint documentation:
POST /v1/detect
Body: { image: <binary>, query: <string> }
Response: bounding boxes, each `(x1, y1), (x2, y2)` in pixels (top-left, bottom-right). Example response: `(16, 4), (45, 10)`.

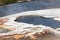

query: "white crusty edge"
(0, 8), (60, 36)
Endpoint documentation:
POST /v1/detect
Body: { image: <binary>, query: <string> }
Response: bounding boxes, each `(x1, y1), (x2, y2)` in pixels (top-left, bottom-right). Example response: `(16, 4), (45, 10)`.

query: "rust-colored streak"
(13, 34), (24, 39)
(0, 34), (25, 40)
(0, 25), (5, 28)
(0, 18), (9, 25)
(0, 25), (16, 30)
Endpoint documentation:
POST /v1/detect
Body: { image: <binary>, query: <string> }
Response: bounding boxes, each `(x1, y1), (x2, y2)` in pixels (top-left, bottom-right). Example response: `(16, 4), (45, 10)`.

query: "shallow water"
(15, 15), (60, 28)
(0, 0), (60, 29)
(0, 0), (60, 17)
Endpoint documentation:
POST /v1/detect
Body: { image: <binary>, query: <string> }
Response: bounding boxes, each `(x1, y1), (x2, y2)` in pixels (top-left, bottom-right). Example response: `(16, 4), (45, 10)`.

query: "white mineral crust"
(0, 8), (60, 37)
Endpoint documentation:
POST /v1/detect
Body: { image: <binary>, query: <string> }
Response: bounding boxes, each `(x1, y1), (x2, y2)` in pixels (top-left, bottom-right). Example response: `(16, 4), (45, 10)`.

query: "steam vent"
(0, 0), (60, 40)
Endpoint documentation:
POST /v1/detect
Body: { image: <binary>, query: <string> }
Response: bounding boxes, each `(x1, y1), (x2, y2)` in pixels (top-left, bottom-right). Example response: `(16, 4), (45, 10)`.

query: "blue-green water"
(0, 0), (60, 17)
(0, 0), (60, 28)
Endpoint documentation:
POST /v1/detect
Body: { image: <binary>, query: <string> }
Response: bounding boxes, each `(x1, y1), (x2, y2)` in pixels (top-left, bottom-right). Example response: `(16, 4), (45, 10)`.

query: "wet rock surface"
(0, 0), (60, 40)
(0, 11), (60, 40)
(15, 15), (60, 28)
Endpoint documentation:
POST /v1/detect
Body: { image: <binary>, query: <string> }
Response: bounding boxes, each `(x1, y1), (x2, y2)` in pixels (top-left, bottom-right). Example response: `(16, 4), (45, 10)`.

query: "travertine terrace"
(0, 8), (60, 40)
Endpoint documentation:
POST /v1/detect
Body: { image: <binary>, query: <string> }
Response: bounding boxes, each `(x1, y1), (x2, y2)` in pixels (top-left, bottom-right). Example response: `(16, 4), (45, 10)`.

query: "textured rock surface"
(0, 9), (60, 40)
(0, 0), (60, 40)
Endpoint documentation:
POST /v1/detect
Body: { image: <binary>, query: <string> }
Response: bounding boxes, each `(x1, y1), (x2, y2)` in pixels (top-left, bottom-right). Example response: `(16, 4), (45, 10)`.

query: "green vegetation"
(0, 0), (31, 5)
(2, 0), (17, 4)
(0, 0), (17, 4)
